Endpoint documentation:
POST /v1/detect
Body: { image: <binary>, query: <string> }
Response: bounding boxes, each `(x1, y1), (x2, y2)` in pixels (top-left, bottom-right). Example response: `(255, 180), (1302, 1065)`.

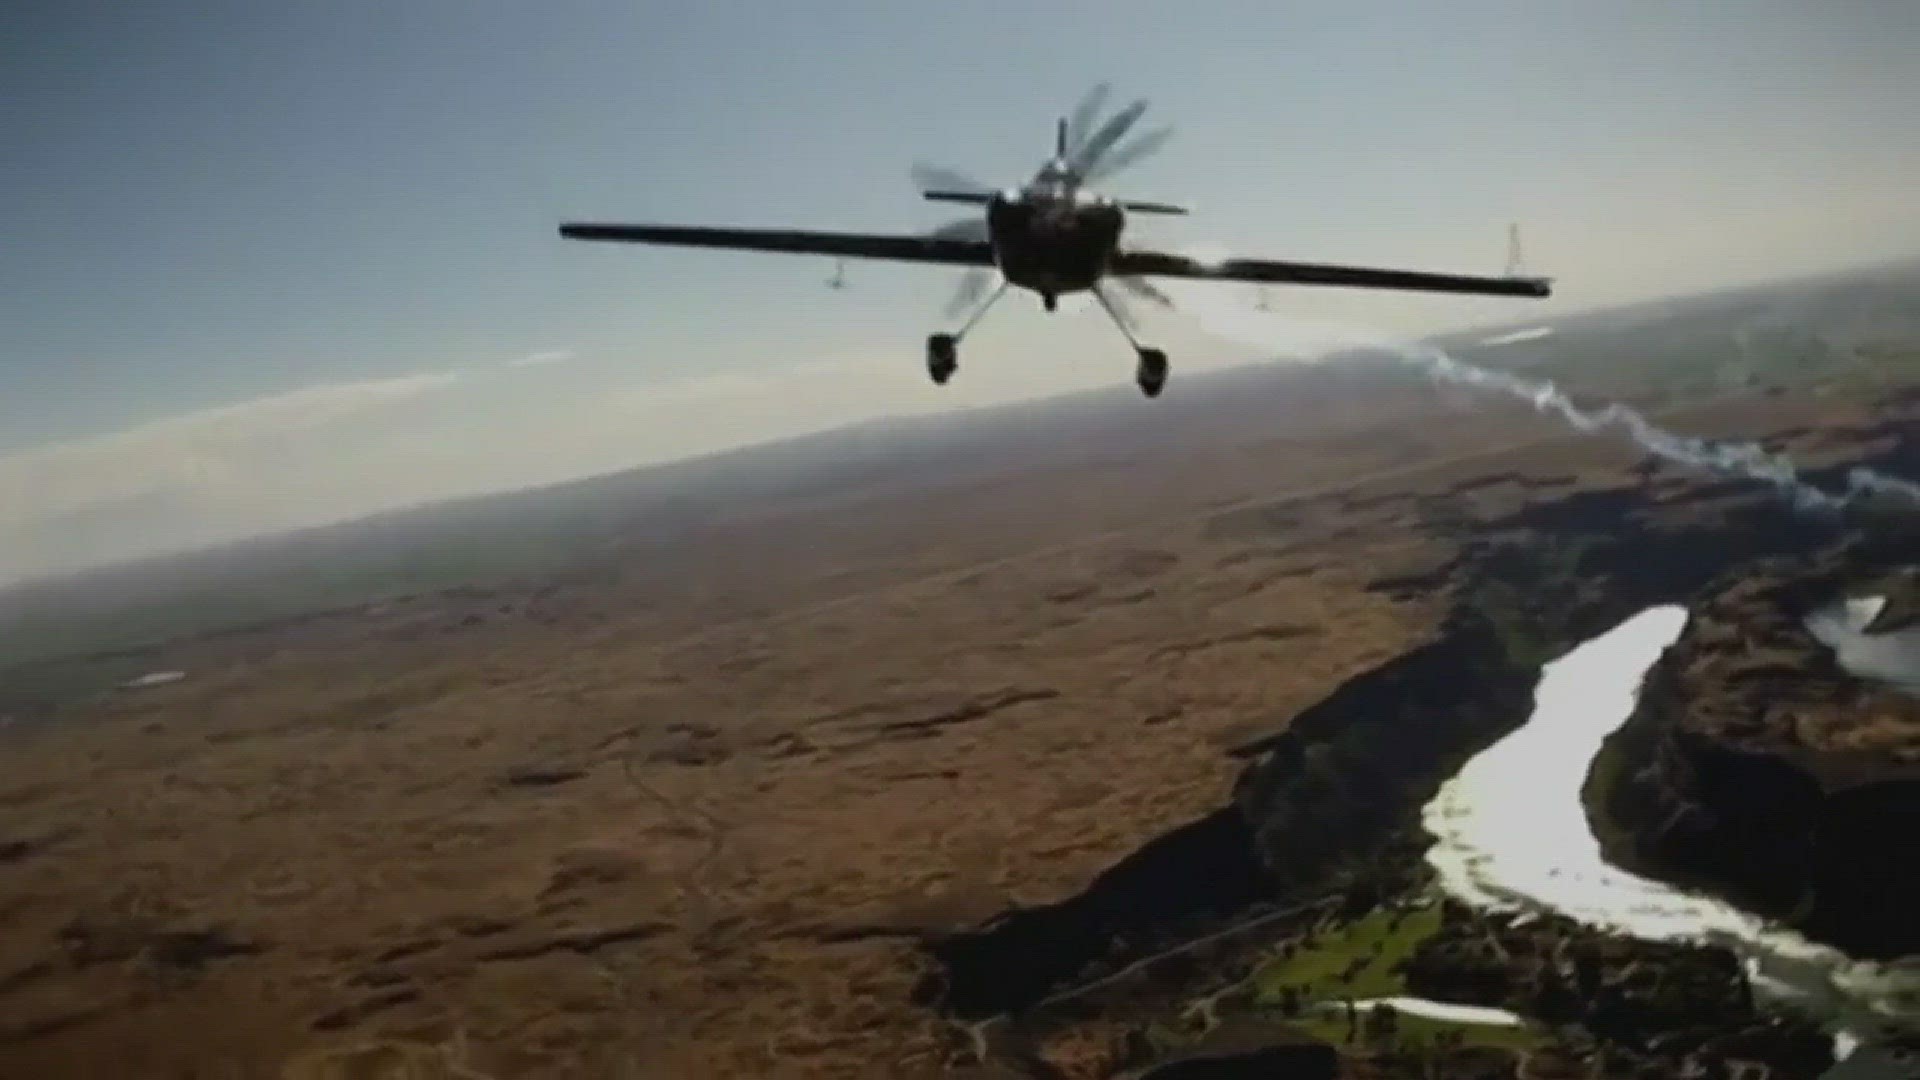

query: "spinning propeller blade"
(1114, 275), (1175, 309)
(909, 85), (1173, 211)
(928, 217), (989, 241)
(944, 268), (998, 320)
(1102, 283), (1143, 330)
(1064, 83), (1113, 157)
(1066, 99), (1149, 179)
(1082, 126), (1174, 184)
(911, 163), (995, 196)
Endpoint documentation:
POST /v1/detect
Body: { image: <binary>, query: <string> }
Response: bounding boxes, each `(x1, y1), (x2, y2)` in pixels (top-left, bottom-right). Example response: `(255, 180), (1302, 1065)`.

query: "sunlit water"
(1313, 997), (1524, 1027)
(1421, 606), (1920, 1049)
(1806, 596), (1920, 694)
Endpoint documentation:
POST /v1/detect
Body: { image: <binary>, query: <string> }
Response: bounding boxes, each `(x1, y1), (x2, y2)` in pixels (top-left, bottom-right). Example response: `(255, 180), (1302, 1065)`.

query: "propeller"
(1065, 85), (1174, 184)
(911, 84), (1172, 200)
(945, 268), (999, 320)
(1082, 126), (1173, 184)
(1065, 98), (1149, 179)
(1064, 83), (1113, 156)
(910, 162), (995, 197)
(1103, 282), (1145, 331)
(929, 217), (995, 319)
(1114, 275), (1175, 310)
(928, 217), (989, 241)
(914, 85), (1179, 321)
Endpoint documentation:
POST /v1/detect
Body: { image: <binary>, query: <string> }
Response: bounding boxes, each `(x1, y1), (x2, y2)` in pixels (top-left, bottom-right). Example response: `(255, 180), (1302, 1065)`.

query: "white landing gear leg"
(926, 278), (1011, 387)
(1091, 283), (1168, 398)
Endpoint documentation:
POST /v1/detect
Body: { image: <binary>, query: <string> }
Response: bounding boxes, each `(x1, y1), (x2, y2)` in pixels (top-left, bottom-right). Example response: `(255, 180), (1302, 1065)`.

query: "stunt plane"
(559, 86), (1551, 398)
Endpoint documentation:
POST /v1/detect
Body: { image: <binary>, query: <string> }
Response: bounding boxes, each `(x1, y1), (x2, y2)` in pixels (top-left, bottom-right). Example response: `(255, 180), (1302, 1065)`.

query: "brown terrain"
(1, 303), (1918, 1079)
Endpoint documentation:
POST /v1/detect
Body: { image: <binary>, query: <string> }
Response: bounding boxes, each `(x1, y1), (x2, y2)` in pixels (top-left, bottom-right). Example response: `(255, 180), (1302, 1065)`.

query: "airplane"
(558, 86), (1552, 399)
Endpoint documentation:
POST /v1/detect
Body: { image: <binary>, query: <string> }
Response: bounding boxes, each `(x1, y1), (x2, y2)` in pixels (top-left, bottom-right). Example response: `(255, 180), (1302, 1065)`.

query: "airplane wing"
(1112, 248), (1552, 298)
(558, 223), (995, 268)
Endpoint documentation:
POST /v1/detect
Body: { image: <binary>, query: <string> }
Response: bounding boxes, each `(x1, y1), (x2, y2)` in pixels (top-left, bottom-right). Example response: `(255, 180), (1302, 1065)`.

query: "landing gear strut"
(1092, 283), (1170, 398)
(926, 277), (1009, 387)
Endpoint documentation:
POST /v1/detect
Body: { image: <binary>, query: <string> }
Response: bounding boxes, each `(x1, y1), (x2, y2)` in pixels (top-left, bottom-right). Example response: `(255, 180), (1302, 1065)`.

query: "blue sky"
(3, 0), (1918, 578)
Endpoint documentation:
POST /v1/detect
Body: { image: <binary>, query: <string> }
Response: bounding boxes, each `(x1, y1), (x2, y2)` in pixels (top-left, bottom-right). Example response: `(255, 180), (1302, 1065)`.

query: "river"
(1419, 605), (1920, 1057)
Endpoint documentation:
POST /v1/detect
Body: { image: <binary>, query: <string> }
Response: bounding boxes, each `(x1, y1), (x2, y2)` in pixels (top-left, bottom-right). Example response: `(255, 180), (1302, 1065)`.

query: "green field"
(1252, 902), (1444, 1003)
(1240, 899), (1550, 1056)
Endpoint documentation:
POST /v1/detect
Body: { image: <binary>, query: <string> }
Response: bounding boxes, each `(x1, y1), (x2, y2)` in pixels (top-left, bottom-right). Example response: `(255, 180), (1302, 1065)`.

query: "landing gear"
(1135, 347), (1168, 398)
(926, 277), (1010, 387)
(1042, 291), (1058, 313)
(926, 334), (957, 385)
(1091, 283), (1170, 399)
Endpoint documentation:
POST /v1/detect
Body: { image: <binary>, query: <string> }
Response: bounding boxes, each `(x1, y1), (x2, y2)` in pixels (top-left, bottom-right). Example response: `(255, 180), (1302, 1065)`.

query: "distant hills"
(2, 257), (1919, 674)
(0, 359), (1386, 670)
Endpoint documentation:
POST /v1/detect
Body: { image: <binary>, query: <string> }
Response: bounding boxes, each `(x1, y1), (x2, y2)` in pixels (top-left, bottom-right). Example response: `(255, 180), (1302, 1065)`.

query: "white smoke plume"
(1162, 282), (1920, 517)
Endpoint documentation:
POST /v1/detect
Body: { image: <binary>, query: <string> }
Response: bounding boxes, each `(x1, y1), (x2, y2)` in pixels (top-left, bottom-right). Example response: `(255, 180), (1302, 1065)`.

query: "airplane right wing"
(558, 223), (997, 268)
(1112, 248), (1552, 298)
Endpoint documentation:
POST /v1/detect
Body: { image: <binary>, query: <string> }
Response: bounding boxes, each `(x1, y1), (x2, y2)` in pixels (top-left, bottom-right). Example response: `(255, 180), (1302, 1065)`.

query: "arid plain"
(3, 271), (1918, 1078)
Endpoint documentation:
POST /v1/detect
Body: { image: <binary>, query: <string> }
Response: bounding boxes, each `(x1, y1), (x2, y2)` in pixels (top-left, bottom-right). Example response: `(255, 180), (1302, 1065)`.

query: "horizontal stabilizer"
(1119, 199), (1188, 215)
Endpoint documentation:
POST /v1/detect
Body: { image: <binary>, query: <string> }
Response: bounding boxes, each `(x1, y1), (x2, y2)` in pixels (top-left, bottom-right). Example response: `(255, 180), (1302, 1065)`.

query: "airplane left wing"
(1112, 248), (1552, 298)
(558, 223), (996, 268)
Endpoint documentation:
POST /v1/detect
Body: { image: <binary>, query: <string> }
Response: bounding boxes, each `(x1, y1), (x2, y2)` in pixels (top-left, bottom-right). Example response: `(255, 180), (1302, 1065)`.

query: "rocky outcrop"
(1866, 566), (1920, 633)
(1591, 558), (1920, 958)
(1405, 900), (1844, 1069)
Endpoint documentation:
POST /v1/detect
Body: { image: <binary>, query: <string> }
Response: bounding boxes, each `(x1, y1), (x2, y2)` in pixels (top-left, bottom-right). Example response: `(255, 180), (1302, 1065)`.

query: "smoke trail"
(1400, 339), (1849, 514)
(1162, 283), (1920, 517)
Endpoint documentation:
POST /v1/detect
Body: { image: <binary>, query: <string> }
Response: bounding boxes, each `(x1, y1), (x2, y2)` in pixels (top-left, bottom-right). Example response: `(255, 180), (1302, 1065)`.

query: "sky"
(4, 0), (1920, 581)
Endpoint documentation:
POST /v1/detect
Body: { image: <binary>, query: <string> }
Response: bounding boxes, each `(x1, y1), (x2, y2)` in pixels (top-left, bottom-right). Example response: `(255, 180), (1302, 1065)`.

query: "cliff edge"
(1590, 557), (1920, 959)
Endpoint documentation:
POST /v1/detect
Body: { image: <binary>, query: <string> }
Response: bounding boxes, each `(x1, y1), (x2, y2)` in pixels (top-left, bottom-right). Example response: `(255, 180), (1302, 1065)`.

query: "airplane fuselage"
(984, 178), (1125, 309)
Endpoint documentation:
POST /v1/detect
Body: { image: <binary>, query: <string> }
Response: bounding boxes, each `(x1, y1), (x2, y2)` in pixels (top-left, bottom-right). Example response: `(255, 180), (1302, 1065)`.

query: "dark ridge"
(310, 988), (421, 1032)
(500, 765), (588, 788)
(0, 1004), (120, 1046)
(1138, 1040), (1338, 1080)
(1147, 625), (1312, 663)
(473, 921), (671, 963)
(926, 808), (1275, 1018)
(145, 928), (266, 970)
(873, 689), (1062, 737)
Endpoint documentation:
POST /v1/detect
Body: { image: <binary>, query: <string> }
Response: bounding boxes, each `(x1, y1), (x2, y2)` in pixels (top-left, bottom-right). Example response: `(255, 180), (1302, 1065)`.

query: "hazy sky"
(4, 0), (1919, 580)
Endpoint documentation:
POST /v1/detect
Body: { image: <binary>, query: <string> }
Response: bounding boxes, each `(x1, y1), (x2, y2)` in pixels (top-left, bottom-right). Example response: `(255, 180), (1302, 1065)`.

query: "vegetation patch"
(1251, 901), (1443, 1004)
(1238, 898), (1551, 1057)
